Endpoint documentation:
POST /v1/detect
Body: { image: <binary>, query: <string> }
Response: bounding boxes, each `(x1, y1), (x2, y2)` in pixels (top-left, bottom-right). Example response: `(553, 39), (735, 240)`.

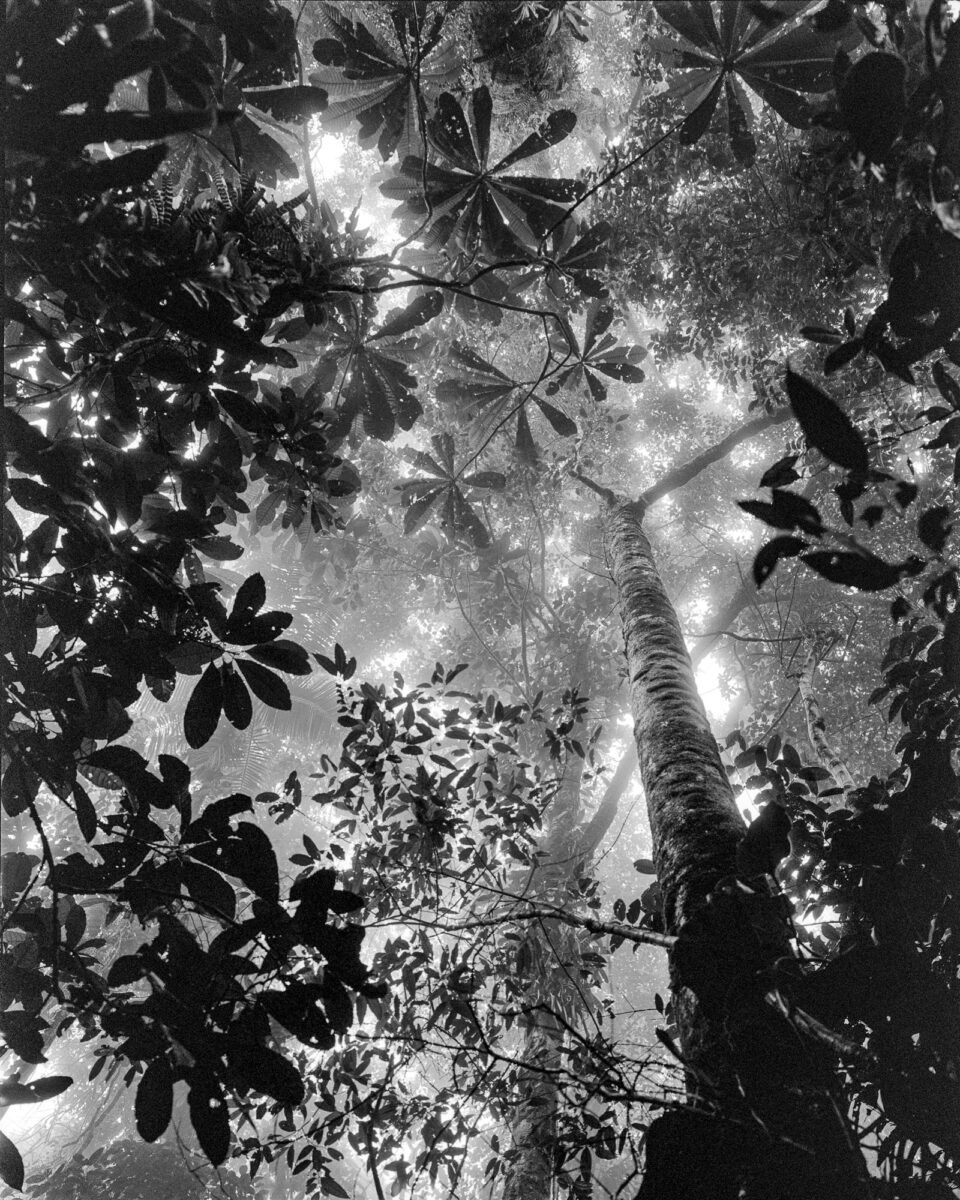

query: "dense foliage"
(3, 1), (959, 1197)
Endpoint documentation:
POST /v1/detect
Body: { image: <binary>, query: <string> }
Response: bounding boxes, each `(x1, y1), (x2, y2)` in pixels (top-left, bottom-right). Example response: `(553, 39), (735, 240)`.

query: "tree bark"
(797, 639), (857, 799)
(604, 499), (744, 934)
(603, 497), (868, 1200)
(502, 750), (585, 1200)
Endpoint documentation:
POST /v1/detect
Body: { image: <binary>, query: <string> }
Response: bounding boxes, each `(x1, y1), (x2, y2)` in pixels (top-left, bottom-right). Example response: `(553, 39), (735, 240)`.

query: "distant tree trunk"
(796, 637), (857, 800)
(502, 748), (585, 1200)
(603, 497), (868, 1200)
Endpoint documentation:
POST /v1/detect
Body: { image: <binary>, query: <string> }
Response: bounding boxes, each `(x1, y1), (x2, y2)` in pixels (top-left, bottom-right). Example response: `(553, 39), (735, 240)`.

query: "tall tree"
(4, 2), (960, 1198)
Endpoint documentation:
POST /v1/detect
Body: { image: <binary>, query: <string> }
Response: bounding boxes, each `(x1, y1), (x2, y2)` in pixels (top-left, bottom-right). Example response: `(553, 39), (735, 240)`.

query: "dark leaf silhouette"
(184, 662), (223, 749)
(0, 1076), (72, 1105)
(243, 84), (328, 122)
(187, 1071), (230, 1166)
(226, 1042), (305, 1106)
(237, 658), (293, 710)
(801, 550), (914, 591)
(752, 535), (808, 588)
(918, 507), (953, 555)
(737, 802), (791, 876)
(838, 52), (905, 164)
(246, 640), (313, 674)
(738, 490), (823, 535)
(220, 663), (253, 730)
(135, 1058), (174, 1143)
(785, 369), (869, 473)
(0, 1132), (24, 1193)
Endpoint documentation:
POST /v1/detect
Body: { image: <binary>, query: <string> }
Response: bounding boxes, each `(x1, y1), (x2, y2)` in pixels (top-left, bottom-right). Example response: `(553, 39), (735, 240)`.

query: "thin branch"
(375, 903), (674, 950)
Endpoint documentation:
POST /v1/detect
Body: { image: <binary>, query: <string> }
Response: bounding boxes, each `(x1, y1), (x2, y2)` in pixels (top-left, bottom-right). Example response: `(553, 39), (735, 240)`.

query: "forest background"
(3, 0), (960, 1197)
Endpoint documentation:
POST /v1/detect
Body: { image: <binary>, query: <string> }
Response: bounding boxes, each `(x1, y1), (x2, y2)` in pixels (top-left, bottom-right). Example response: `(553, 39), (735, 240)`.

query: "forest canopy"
(2, 1), (960, 1198)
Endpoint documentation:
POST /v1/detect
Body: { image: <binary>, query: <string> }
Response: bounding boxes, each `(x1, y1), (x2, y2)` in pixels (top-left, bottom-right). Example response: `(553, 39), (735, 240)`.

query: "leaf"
(373, 290), (443, 340)
(187, 1071), (230, 1166)
(311, 2), (460, 160)
(8, 106), (212, 155)
(184, 662), (223, 749)
(245, 639), (312, 675)
(237, 658), (292, 710)
(0, 1132), (24, 1193)
(752, 536), (808, 588)
(738, 490), (822, 534)
(0, 1076), (72, 1105)
(801, 550), (906, 591)
(800, 325), (843, 345)
(402, 487), (443, 535)
(108, 954), (146, 986)
(838, 52), (906, 164)
(381, 86), (581, 256)
(534, 398), (578, 437)
(226, 1042), (305, 1106)
(943, 611), (960, 690)
(654, 0), (855, 157)
(73, 782), (97, 842)
(143, 347), (203, 384)
(758, 454), (799, 489)
(933, 361), (960, 411)
(220, 663), (253, 731)
(823, 339), (862, 375)
(215, 388), (273, 432)
(737, 802), (791, 876)
(136, 1058), (174, 1143)
(183, 860), (237, 921)
(243, 84), (327, 121)
(165, 641), (222, 674)
(785, 369), (869, 474)
(1, 757), (39, 818)
(461, 471), (506, 491)
(232, 573), (267, 621)
(918, 506), (953, 555)
(195, 536), (245, 561)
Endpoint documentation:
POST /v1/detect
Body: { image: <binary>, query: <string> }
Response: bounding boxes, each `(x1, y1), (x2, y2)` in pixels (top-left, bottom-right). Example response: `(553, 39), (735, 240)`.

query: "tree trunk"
(502, 749), (585, 1200)
(797, 638), (857, 800)
(603, 497), (868, 1200)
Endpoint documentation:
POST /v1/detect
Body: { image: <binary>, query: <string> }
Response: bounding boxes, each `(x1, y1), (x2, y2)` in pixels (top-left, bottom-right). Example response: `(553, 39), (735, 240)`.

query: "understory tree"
(3, 1), (960, 1198)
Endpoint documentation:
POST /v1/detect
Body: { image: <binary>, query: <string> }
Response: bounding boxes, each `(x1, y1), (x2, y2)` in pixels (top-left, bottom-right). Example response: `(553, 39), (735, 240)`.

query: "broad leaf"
(237, 658), (292, 710)
(785, 369), (869, 473)
(0, 1132), (24, 1193)
(187, 1071), (230, 1166)
(184, 662), (223, 749)
(136, 1058), (174, 1143)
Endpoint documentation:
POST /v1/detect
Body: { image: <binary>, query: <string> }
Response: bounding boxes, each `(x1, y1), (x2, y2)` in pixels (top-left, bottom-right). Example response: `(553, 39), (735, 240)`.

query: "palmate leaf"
(310, 1), (460, 161)
(398, 434), (503, 546)
(437, 342), (579, 452)
(542, 219), (612, 300)
(653, 1), (858, 164)
(311, 291), (442, 441)
(547, 301), (646, 402)
(380, 86), (583, 257)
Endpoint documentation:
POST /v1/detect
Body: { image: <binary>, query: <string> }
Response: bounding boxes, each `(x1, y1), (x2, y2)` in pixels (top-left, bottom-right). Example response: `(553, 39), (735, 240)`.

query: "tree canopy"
(3, 1), (960, 1198)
